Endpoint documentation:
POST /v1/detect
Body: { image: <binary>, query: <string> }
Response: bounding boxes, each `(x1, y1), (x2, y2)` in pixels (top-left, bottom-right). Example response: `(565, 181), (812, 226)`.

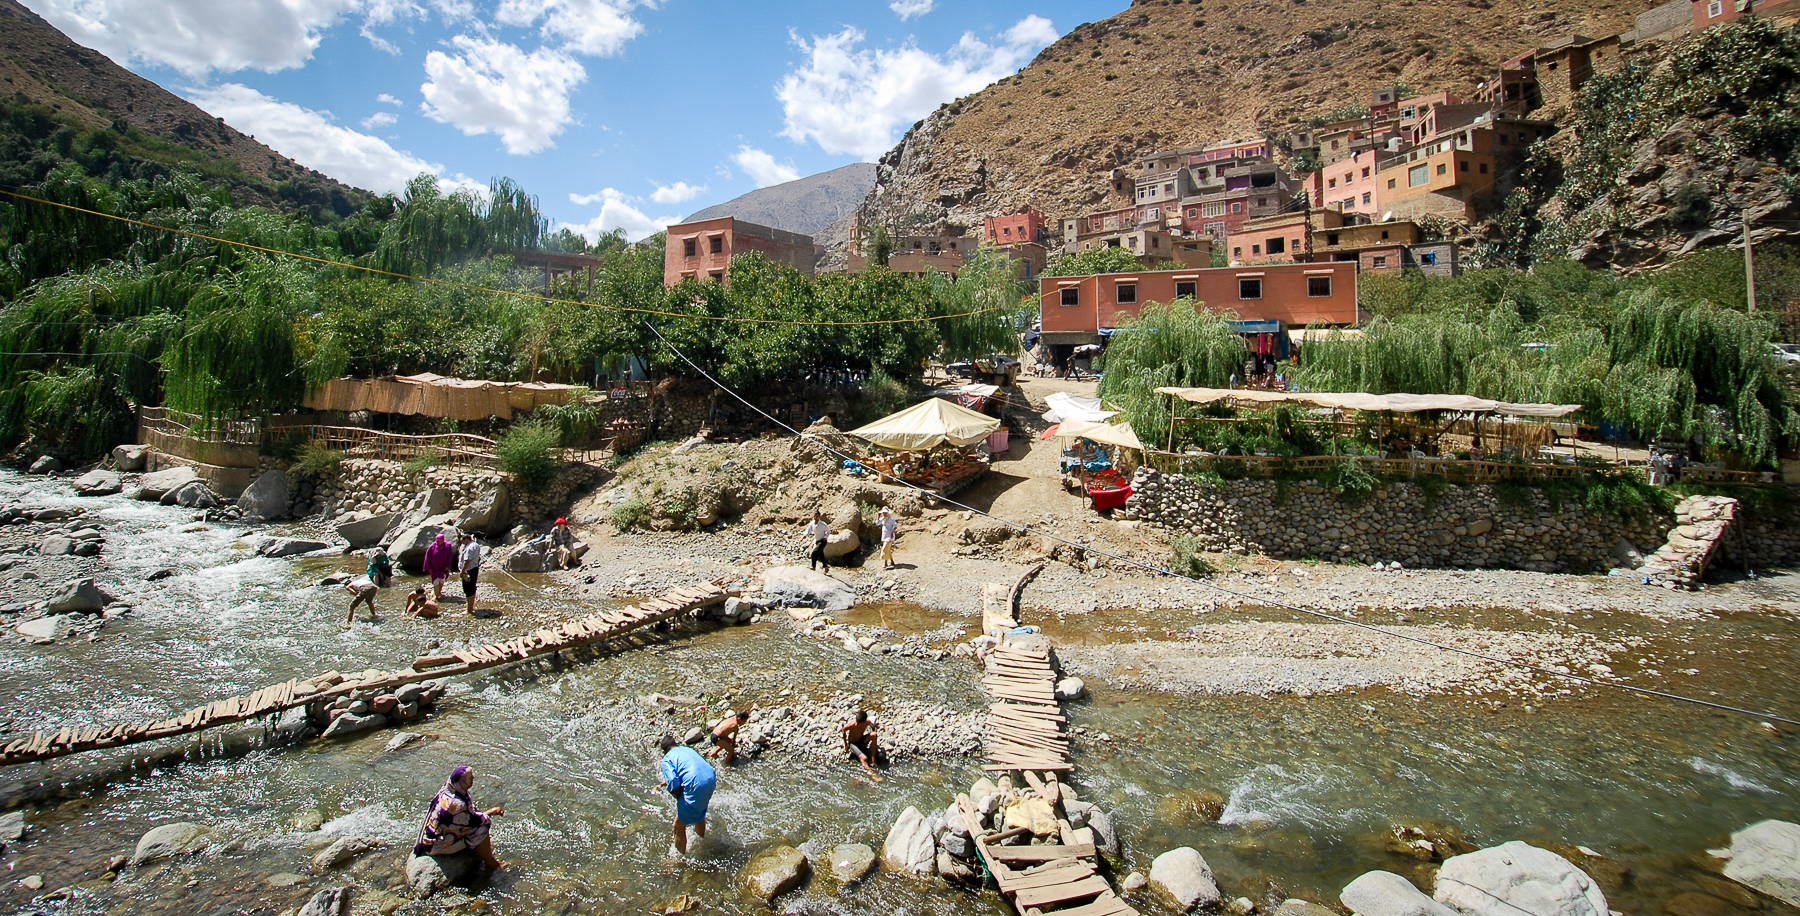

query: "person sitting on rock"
(550, 517), (577, 570)
(414, 765), (504, 872)
(841, 710), (882, 783)
(342, 575), (379, 625)
(404, 584), (439, 619)
(659, 734), (715, 858)
(423, 533), (455, 601)
(705, 709), (750, 764)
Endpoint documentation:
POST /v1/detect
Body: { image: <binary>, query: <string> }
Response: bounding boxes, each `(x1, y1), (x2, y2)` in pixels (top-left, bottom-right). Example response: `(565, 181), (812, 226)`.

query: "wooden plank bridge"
(0, 583), (733, 768)
(960, 640), (1139, 916)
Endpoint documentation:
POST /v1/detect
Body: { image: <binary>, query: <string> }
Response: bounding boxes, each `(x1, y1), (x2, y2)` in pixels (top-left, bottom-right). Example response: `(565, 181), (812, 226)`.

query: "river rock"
(741, 844), (810, 902)
(500, 538), (550, 573)
(827, 842), (875, 883)
(135, 466), (197, 501)
(882, 805), (937, 876)
(130, 822), (211, 866)
(1435, 841), (1608, 916)
(1719, 819), (1800, 906)
(111, 444), (146, 471)
(1275, 899), (1339, 916)
(18, 613), (74, 642)
(822, 528), (859, 559)
(1342, 871), (1459, 916)
(336, 512), (399, 550)
(236, 470), (291, 520)
(0, 811), (24, 842)
(1151, 847), (1222, 912)
(257, 538), (330, 559)
(389, 514), (460, 571)
(456, 483), (509, 535)
(72, 470), (122, 496)
(37, 536), (72, 557)
(312, 835), (383, 870)
(1088, 806), (1118, 855)
(46, 579), (112, 613)
(938, 849), (978, 882)
(297, 887), (351, 916)
(319, 712), (387, 739)
(164, 479), (219, 509)
(406, 851), (475, 899)
(761, 566), (856, 612)
(1123, 871), (1148, 892)
(1054, 676), (1087, 701)
(28, 455), (62, 474)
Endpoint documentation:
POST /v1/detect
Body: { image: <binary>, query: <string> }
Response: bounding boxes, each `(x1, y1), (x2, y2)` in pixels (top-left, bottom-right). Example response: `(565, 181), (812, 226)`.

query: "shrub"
(293, 439), (344, 477)
(1326, 457), (1380, 503)
(403, 449), (442, 475)
(611, 495), (649, 530)
(1170, 534), (1215, 578)
(496, 420), (561, 493)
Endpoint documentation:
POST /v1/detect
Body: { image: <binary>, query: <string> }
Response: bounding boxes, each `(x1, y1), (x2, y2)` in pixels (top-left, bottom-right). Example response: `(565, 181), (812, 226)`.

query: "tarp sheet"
(847, 398), (1001, 451)
(304, 373), (582, 421)
(1042, 392), (1115, 425)
(1153, 387), (1582, 418)
(1053, 417), (1145, 452)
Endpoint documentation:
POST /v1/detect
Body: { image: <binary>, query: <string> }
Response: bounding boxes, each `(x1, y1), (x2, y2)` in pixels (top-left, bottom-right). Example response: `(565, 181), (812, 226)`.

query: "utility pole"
(1744, 208), (1758, 314)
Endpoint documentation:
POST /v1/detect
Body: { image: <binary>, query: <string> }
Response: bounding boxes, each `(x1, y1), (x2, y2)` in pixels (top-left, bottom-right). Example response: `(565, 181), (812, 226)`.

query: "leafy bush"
(496, 420), (561, 493)
(1169, 534), (1215, 578)
(292, 439), (344, 477)
(611, 495), (649, 530)
(403, 449), (442, 475)
(1326, 457), (1380, 503)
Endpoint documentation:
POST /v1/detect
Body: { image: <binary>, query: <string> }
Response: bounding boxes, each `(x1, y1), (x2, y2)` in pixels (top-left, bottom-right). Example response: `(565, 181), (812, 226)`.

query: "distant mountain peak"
(685, 163), (877, 237)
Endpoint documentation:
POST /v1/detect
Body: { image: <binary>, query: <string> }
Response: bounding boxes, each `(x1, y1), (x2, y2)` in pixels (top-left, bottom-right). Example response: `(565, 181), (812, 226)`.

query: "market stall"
(846, 398), (1002, 496)
(1050, 417), (1146, 511)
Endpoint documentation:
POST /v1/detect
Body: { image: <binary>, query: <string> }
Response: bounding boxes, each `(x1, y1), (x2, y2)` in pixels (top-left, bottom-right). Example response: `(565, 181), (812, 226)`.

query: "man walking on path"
(659, 734), (716, 857)
(804, 510), (831, 571)
(878, 507), (899, 570)
(457, 533), (483, 616)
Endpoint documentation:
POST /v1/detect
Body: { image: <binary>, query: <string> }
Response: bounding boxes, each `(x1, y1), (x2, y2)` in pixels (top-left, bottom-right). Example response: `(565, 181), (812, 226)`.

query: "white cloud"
(495, 0), (648, 57)
(377, 93), (403, 106)
(563, 187), (676, 242)
(650, 181), (705, 205)
(775, 15), (1058, 160)
(361, 111), (399, 128)
(420, 35), (586, 155)
(22, 0), (361, 78)
(889, 0), (934, 21)
(731, 146), (799, 188)
(187, 83), (446, 195)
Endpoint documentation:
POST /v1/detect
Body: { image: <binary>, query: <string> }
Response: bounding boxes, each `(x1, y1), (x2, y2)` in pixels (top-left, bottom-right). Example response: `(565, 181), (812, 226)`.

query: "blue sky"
(22, 0), (1119, 240)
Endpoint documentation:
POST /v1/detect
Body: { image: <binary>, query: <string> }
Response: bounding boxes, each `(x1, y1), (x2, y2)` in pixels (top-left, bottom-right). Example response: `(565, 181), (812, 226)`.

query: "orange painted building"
(1693, 0), (1800, 30)
(984, 208), (1048, 245)
(663, 216), (816, 286)
(1038, 263), (1359, 343)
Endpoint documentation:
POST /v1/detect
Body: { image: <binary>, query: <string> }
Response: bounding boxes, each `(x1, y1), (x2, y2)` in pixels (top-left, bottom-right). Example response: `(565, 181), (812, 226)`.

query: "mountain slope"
(860, 0), (1641, 234)
(0, 0), (371, 217)
(686, 162), (876, 259)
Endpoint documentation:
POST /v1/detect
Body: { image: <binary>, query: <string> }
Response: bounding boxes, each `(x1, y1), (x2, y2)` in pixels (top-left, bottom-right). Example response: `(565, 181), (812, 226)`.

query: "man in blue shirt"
(659, 734), (716, 857)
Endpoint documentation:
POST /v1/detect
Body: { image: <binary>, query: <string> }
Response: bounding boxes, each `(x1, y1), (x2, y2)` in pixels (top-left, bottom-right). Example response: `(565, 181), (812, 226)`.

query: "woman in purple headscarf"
(423, 533), (456, 602)
(414, 765), (504, 870)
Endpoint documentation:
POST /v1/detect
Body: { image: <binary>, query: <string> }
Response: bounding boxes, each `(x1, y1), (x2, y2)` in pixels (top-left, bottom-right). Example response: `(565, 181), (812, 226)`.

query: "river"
(0, 469), (1796, 915)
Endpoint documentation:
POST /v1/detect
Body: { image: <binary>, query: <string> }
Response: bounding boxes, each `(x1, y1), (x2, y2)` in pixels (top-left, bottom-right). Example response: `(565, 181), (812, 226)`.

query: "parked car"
(1772, 343), (1800, 365)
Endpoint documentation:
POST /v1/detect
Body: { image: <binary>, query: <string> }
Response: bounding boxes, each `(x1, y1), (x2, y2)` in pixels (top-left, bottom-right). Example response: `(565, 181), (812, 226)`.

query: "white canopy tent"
(1052, 417), (1145, 453)
(1042, 391), (1115, 425)
(847, 398), (1001, 451)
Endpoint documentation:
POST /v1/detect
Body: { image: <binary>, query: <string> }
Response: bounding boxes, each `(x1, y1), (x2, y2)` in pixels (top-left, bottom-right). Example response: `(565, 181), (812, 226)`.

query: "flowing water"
(0, 469), (1796, 915)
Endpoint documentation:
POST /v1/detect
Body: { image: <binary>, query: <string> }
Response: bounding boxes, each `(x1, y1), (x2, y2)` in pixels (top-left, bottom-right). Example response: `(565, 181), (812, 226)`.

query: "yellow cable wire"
(0, 188), (1021, 328)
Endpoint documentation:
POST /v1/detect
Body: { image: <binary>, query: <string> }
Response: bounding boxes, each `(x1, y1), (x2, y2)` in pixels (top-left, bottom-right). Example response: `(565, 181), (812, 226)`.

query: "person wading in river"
(841, 710), (882, 782)
(404, 583), (440, 619)
(342, 575), (380, 625)
(458, 533), (483, 615)
(414, 765), (505, 872)
(704, 709), (750, 764)
(368, 546), (394, 589)
(423, 533), (455, 601)
(804, 510), (831, 571)
(659, 734), (715, 857)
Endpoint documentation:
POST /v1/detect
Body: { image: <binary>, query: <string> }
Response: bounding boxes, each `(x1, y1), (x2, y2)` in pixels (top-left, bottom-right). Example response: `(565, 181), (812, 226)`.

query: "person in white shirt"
(878, 507), (899, 570)
(457, 533), (483, 615)
(804, 510), (832, 570)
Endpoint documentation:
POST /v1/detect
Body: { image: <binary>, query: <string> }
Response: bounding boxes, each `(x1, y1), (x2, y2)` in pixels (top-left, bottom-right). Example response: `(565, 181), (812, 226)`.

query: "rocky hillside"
(686, 162), (875, 264)
(859, 0), (1641, 236)
(0, 0), (370, 216)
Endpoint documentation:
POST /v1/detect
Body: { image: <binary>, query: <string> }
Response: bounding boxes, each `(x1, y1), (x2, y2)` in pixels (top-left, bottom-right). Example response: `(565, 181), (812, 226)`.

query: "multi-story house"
(1038, 262), (1360, 347)
(663, 217), (817, 286)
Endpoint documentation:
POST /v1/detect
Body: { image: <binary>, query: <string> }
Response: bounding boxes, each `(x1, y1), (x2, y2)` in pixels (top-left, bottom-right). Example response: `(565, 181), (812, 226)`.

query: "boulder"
(417, 488), (456, 516)
(1055, 676), (1087, 701)
(389, 514), (461, 570)
(741, 844), (810, 902)
(236, 470), (292, 520)
(456, 483), (509, 535)
(257, 538), (330, 559)
(37, 536), (73, 557)
(311, 835), (383, 870)
(14, 615), (72, 641)
(164, 479), (219, 509)
(1088, 806), (1118, 855)
(1151, 847), (1222, 913)
(937, 849), (978, 883)
(135, 466), (198, 501)
(319, 713), (387, 739)
(821, 528), (860, 559)
(1719, 819), (1800, 906)
(761, 565), (857, 612)
(405, 852), (475, 899)
(297, 887), (351, 916)
(1342, 871), (1459, 916)
(1434, 841), (1608, 916)
(72, 470), (122, 496)
(111, 445), (147, 471)
(46, 579), (112, 613)
(336, 513), (399, 550)
(0, 811), (24, 842)
(882, 805), (937, 876)
(30, 507), (74, 522)
(130, 822), (211, 866)
(28, 455), (62, 474)
(501, 539), (550, 573)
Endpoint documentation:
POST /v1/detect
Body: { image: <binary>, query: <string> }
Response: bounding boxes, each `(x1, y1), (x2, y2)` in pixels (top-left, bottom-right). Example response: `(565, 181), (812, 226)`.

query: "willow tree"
(1096, 300), (1248, 446)
(163, 258), (315, 421)
(924, 245), (1033, 361)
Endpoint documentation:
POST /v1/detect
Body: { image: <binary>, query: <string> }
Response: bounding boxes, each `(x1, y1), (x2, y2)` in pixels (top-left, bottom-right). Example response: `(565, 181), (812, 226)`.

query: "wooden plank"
(991, 703), (1065, 721)
(986, 843), (1094, 863)
(1000, 864), (1094, 892)
(1012, 874), (1110, 908)
(1045, 891), (1136, 916)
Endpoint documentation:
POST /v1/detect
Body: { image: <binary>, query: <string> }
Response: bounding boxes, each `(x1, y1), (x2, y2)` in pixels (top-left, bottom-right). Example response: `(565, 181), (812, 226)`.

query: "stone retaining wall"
(319, 458), (609, 528)
(1122, 467), (1676, 573)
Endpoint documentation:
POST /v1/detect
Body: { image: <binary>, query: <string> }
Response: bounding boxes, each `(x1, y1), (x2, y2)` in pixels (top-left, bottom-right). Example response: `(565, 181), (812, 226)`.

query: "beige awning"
(846, 398), (1001, 451)
(304, 373), (583, 421)
(1154, 387), (1582, 418)
(1053, 417), (1145, 452)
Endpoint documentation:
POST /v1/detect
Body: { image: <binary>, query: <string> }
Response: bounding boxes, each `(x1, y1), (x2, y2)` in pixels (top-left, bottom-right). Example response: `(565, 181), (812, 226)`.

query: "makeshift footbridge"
(0, 583), (733, 768)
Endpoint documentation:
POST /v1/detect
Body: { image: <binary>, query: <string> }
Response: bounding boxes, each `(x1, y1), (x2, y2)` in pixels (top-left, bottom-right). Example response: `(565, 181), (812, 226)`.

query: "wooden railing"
(1143, 451), (1772, 486)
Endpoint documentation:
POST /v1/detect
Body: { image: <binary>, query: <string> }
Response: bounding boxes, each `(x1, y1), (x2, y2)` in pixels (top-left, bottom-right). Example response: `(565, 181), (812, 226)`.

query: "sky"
(20, 0), (1120, 241)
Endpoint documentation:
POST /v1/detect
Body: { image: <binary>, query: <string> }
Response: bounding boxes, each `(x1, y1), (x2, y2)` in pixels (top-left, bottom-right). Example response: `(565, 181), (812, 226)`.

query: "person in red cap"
(550, 516), (578, 569)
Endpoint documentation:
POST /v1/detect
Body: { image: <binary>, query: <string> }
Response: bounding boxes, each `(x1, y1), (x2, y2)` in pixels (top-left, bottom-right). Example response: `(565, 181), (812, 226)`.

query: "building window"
(1437, 163), (1448, 175)
(1308, 276), (1332, 297)
(708, 271), (724, 282)
(1231, 203), (1243, 213)
(1361, 167), (1371, 178)
(1372, 256), (1388, 268)
(1420, 251), (1438, 266)
(1257, 198), (1268, 207)
(1187, 209), (1198, 218)
(1344, 173), (1353, 184)
(1708, 0), (1722, 16)
(1239, 278), (1263, 299)
(1267, 237), (1284, 255)
(710, 236), (723, 254)
(1459, 160), (1469, 172)
(1328, 178), (1337, 189)
(1380, 230), (1390, 240)
(1116, 283), (1137, 304)
(1388, 178), (1397, 189)
(1480, 162), (1489, 174)
(1362, 192), (1372, 205)
(1175, 281), (1197, 298)
(1165, 184), (1175, 195)
(683, 238), (697, 257)
(1326, 233), (1340, 246)
(1232, 246), (1242, 257)
(1409, 165), (1428, 187)
(1060, 287), (1080, 306)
